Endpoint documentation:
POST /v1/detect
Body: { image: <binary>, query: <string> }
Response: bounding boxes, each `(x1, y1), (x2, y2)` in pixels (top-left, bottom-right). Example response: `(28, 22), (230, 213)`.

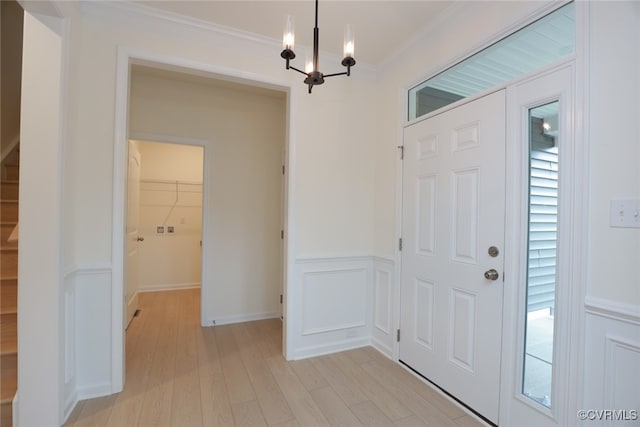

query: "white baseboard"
(12, 391), (18, 427)
(372, 336), (394, 359)
(207, 311), (280, 327)
(76, 382), (113, 401)
(63, 390), (78, 424)
(292, 336), (371, 360)
(138, 282), (201, 293)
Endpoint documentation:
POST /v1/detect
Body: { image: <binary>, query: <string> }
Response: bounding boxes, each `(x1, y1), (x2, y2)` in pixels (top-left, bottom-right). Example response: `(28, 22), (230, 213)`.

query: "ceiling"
(134, 1), (455, 65)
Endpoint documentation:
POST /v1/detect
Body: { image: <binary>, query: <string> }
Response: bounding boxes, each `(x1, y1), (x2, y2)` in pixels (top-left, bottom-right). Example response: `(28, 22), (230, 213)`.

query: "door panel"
(400, 90), (506, 424)
(125, 141), (141, 328)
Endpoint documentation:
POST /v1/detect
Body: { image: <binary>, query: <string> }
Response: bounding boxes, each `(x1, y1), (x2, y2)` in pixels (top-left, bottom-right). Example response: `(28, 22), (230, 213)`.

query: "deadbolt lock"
(488, 246), (499, 257)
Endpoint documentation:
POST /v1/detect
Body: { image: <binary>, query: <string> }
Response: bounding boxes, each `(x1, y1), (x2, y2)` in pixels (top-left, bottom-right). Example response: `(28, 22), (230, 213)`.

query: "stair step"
(0, 278), (17, 315)
(0, 201), (18, 223)
(0, 351), (17, 427)
(0, 223), (17, 243)
(4, 165), (18, 181)
(0, 313), (17, 356)
(0, 251), (17, 277)
(1, 352), (17, 401)
(1, 402), (12, 427)
(0, 239), (17, 250)
(0, 181), (18, 200)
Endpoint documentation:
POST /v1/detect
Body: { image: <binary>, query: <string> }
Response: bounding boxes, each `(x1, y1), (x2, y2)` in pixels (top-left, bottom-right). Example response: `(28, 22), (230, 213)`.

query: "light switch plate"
(610, 199), (640, 228)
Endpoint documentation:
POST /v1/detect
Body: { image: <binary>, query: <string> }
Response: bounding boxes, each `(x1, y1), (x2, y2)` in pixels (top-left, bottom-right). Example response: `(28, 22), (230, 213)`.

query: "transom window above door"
(408, 2), (574, 121)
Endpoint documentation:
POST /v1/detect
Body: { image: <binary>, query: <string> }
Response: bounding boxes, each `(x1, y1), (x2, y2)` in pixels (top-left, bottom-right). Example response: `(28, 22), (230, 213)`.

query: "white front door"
(125, 141), (142, 328)
(400, 90), (506, 424)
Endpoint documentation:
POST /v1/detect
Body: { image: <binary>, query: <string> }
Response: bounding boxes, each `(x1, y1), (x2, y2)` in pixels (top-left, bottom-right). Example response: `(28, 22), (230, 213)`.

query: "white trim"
(302, 321), (367, 337)
(372, 336), (394, 359)
(63, 389), (77, 424)
(296, 254), (375, 263)
(393, 85), (405, 363)
(208, 312), (281, 327)
(292, 337), (371, 361)
(373, 255), (394, 265)
(64, 264), (112, 278)
(138, 282), (201, 293)
(79, 1), (377, 79)
(585, 297), (640, 326)
(75, 382), (113, 401)
(564, 3), (590, 423)
(112, 47), (296, 391)
(12, 392), (18, 427)
(130, 132), (211, 148)
(111, 46), (129, 395)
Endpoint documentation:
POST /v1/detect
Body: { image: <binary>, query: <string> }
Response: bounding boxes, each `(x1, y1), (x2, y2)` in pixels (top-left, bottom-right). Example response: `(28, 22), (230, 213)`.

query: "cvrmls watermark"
(577, 409), (638, 421)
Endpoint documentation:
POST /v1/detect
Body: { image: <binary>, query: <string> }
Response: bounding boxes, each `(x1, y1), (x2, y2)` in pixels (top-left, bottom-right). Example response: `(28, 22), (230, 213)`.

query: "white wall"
(136, 141), (203, 291)
(41, 3), (379, 416)
(587, 1), (640, 305)
(19, 11), (66, 426)
(583, 3), (640, 424)
(129, 70), (284, 323)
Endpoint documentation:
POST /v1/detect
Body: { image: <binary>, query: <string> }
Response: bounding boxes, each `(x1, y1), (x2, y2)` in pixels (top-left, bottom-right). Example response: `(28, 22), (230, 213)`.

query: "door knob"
(137, 236), (144, 242)
(484, 269), (499, 280)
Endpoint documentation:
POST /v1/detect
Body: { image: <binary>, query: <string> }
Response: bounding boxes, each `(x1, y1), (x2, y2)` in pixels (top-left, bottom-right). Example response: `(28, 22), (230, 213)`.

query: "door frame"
(394, 3), (589, 424)
(111, 47), (297, 393)
(125, 133), (208, 321)
(396, 59), (586, 425)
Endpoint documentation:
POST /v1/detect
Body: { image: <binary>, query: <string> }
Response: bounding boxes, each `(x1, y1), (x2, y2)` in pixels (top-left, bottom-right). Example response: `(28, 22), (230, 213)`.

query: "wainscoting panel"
(372, 257), (395, 357)
(583, 297), (640, 426)
(293, 256), (374, 359)
(63, 273), (77, 420)
(66, 266), (114, 405)
(302, 267), (368, 335)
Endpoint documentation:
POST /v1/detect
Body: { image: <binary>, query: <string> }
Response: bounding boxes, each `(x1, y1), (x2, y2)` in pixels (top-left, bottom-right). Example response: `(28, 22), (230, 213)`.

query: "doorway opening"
(125, 140), (205, 329)
(114, 58), (290, 392)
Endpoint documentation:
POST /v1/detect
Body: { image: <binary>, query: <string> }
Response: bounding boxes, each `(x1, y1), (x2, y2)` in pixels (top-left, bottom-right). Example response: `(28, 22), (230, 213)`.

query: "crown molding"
(79, 1), (376, 78)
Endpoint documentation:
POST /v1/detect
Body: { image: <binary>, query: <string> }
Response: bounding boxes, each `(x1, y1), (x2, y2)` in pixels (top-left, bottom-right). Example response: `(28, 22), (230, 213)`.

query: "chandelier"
(280, 0), (356, 93)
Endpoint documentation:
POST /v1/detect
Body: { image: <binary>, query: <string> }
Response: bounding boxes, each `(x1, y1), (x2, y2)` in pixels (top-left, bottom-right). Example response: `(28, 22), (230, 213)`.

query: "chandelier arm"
(323, 71), (349, 78)
(288, 66), (309, 76)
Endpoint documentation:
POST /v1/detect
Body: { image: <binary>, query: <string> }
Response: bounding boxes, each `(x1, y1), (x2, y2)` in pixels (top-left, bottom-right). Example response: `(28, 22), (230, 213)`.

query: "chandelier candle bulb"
(305, 56), (314, 74)
(283, 15), (295, 50)
(343, 24), (355, 58)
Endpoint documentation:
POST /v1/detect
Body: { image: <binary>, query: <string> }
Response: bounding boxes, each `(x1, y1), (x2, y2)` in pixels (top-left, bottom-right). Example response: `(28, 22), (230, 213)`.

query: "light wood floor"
(65, 289), (484, 427)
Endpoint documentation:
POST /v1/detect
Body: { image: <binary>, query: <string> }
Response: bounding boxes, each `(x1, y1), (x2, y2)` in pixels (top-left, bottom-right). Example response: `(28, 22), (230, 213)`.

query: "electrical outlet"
(167, 226), (175, 234)
(156, 226), (165, 234)
(610, 199), (640, 228)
